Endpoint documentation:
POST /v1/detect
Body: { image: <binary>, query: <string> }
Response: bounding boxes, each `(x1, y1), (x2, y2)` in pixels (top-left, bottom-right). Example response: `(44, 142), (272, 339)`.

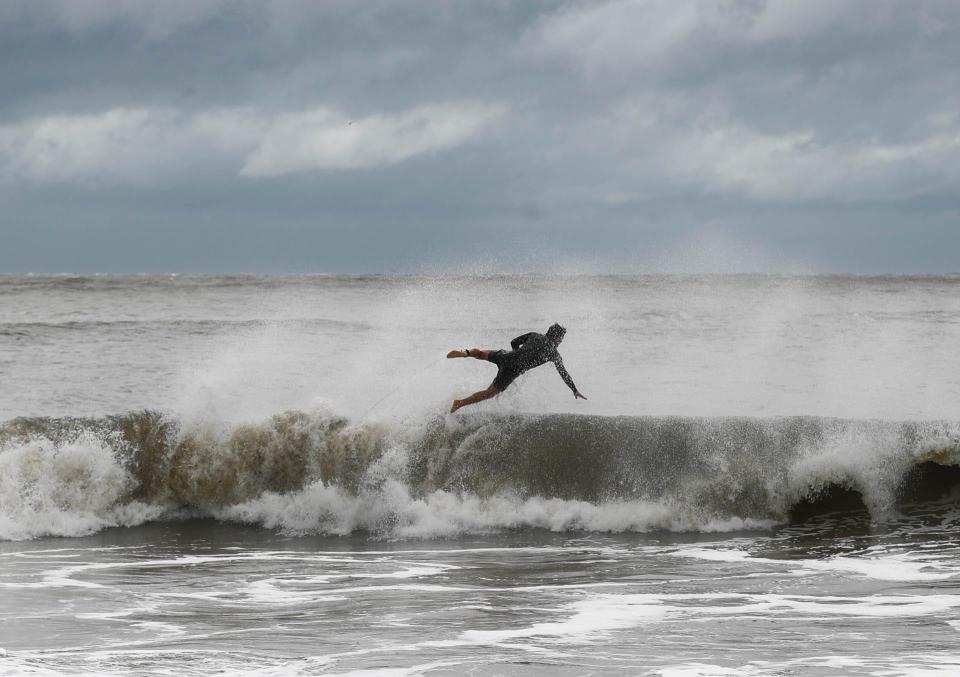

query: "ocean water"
(1, 274), (960, 675)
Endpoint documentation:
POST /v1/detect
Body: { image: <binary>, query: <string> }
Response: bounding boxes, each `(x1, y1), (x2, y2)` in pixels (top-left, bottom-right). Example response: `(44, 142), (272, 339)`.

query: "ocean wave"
(1, 410), (958, 541)
(0, 432), (164, 540)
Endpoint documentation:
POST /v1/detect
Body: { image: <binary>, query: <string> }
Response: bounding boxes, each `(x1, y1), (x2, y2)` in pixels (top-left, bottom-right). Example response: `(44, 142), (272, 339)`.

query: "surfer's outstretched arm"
(450, 385), (499, 413)
(555, 358), (587, 400)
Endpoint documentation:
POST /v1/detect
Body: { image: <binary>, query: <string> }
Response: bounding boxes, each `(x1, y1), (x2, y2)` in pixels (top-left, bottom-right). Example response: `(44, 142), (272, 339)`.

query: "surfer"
(446, 323), (586, 413)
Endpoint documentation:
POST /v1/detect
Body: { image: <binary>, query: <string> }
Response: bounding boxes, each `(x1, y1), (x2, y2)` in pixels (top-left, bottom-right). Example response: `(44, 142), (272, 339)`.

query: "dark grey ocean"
(2, 274), (960, 676)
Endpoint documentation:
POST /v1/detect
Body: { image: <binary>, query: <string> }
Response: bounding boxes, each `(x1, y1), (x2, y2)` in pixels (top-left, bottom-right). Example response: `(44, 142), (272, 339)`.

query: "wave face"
(2, 410), (959, 540)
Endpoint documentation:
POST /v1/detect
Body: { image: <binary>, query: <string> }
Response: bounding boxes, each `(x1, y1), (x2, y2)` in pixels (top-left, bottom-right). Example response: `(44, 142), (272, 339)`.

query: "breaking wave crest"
(1, 410), (959, 540)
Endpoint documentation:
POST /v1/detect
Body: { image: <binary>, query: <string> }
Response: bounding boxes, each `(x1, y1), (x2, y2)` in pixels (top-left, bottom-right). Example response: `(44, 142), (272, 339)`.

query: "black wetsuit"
(487, 332), (579, 393)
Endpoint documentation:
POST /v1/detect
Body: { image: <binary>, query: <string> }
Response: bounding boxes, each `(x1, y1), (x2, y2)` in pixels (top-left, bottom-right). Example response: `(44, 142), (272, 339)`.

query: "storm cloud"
(2, 1), (958, 272)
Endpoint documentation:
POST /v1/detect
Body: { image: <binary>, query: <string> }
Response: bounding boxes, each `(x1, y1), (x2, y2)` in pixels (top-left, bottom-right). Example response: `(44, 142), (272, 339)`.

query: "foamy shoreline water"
(2, 516), (959, 676)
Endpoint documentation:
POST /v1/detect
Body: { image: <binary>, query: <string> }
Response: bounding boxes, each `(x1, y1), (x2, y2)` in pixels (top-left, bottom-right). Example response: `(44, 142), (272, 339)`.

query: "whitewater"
(2, 273), (960, 675)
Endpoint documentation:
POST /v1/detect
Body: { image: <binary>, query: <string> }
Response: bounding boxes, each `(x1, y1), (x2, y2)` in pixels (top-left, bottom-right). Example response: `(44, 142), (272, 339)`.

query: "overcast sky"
(2, 0), (959, 273)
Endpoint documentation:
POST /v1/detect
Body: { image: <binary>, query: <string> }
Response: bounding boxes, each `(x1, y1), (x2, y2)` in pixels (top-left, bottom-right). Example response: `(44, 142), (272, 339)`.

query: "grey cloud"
(509, 1), (960, 204)
(1, 1), (959, 273)
(0, 0), (230, 40)
(0, 102), (504, 184)
(240, 103), (505, 177)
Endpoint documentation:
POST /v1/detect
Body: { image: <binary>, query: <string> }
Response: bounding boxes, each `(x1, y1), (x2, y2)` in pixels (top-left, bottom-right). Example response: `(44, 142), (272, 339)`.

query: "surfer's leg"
(446, 349), (490, 359)
(450, 385), (499, 413)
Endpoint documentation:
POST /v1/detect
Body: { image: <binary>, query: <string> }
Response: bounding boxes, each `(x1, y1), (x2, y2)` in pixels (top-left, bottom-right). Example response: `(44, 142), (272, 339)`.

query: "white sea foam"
(219, 478), (774, 538)
(0, 652), (336, 677)
(671, 654), (960, 677)
(647, 666), (748, 677)
(784, 423), (914, 518)
(459, 593), (667, 644)
(678, 545), (957, 582)
(801, 553), (957, 581)
(472, 590), (960, 635)
(0, 435), (163, 540)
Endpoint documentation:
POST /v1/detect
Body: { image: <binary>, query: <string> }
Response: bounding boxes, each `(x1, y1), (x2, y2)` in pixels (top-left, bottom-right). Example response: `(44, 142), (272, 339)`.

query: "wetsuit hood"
(545, 323), (566, 345)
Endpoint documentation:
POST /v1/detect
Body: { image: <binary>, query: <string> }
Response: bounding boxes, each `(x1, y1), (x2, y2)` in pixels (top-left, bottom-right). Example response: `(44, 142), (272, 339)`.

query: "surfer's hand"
(446, 350), (467, 358)
(574, 391), (587, 400)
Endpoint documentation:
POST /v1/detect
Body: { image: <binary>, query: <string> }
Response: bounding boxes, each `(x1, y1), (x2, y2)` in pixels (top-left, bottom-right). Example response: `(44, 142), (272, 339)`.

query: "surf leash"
(359, 356), (444, 420)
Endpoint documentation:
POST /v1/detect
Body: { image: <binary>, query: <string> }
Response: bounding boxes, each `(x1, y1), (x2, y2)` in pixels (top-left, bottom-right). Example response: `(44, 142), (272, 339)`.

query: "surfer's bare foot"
(449, 400), (461, 413)
(446, 350), (468, 358)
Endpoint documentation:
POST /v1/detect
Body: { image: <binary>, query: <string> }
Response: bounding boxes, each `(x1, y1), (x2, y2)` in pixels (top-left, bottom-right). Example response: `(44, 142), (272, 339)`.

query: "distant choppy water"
(2, 274), (960, 675)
